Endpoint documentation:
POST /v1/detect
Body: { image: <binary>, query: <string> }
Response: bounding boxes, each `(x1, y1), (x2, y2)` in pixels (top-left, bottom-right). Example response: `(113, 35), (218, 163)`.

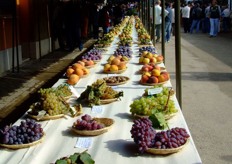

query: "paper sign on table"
(111, 86), (118, 90)
(75, 137), (92, 148)
(148, 87), (163, 95)
(92, 106), (103, 114)
(69, 85), (80, 98)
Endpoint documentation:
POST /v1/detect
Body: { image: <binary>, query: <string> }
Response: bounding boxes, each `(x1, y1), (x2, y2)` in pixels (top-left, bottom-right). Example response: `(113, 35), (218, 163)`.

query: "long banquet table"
(0, 22), (202, 164)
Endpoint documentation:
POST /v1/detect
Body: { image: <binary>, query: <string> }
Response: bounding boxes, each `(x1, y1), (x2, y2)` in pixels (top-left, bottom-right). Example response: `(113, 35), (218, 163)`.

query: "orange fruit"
(66, 68), (74, 77)
(111, 58), (121, 66)
(104, 64), (111, 71)
(72, 63), (83, 70)
(110, 65), (119, 71)
(74, 68), (84, 77)
(82, 68), (90, 75)
(118, 62), (126, 70)
(67, 74), (80, 85)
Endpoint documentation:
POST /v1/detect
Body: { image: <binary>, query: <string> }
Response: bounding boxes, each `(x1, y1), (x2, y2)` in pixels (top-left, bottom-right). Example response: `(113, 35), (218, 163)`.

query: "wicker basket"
(27, 114), (64, 121)
(139, 80), (168, 86)
(104, 76), (130, 86)
(100, 98), (118, 104)
(103, 68), (127, 74)
(0, 133), (45, 149)
(72, 118), (114, 136)
(146, 139), (189, 155)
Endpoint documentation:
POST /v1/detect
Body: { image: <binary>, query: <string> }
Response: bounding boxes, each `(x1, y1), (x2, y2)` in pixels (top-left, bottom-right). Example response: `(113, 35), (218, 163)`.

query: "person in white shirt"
(181, 2), (191, 33)
(222, 4), (231, 32)
(154, 0), (169, 42)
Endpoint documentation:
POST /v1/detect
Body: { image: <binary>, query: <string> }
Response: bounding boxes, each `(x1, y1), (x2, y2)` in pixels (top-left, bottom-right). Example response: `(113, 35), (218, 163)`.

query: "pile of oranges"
(66, 62), (90, 85)
(104, 56), (127, 72)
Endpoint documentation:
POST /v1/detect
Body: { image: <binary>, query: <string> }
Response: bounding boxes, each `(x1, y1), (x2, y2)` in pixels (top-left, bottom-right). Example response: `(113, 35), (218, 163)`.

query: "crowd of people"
(51, 0), (231, 51)
(181, 0), (231, 37)
(153, 0), (231, 43)
(51, 0), (138, 51)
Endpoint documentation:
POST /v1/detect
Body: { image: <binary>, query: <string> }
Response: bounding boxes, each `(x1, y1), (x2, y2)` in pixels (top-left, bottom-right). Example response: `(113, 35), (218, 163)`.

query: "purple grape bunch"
(73, 114), (105, 130)
(130, 118), (191, 153)
(0, 119), (43, 145)
(82, 49), (102, 61)
(130, 118), (156, 153)
(114, 46), (133, 58)
(153, 127), (190, 149)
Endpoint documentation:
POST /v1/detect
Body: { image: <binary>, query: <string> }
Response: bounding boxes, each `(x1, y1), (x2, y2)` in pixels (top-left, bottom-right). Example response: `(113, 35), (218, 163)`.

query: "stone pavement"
(163, 31), (232, 164)
(0, 39), (96, 126)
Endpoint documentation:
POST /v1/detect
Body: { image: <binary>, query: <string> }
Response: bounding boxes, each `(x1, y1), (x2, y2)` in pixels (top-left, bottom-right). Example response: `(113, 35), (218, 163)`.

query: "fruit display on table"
(77, 79), (123, 106)
(54, 151), (95, 164)
(72, 114), (114, 136)
(139, 46), (157, 54)
(139, 69), (170, 85)
(28, 88), (82, 120)
(135, 17), (152, 45)
(130, 92), (177, 118)
(77, 59), (96, 69)
(103, 76), (130, 86)
(0, 119), (44, 149)
(82, 49), (102, 62)
(130, 117), (190, 154)
(113, 45), (133, 59)
(66, 63), (90, 85)
(139, 51), (164, 65)
(104, 57), (127, 74)
(139, 63), (166, 74)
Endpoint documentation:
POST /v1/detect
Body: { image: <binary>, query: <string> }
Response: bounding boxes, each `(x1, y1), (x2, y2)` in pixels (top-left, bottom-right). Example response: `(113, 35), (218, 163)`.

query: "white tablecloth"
(0, 24), (202, 164)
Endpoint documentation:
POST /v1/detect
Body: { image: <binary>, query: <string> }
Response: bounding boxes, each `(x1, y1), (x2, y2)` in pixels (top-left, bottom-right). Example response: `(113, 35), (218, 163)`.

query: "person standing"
(222, 4), (231, 32)
(154, 1), (168, 43)
(209, 0), (221, 37)
(165, 2), (172, 42)
(190, 3), (202, 33)
(171, 2), (175, 36)
(181, 3), (191, 33)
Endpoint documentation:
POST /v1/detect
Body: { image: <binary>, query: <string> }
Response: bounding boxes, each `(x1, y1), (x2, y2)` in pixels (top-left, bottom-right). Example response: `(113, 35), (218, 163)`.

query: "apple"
(141, 74), (149, 83)
(146, 52), (153, 59)
(142, 51), (148, 57)
(143, 58), (150, 64)
(156, 55), (164, 62)
(158, 74), (166, 83)
(143, 71), (151, 77)
(149, 76), (159, 83)
(139, 56), (144, 63)
(161, 72), (170, 80)
(150, 57), (157, 64)
(151, 69), (161, 76)
(153, 65), (160, 70)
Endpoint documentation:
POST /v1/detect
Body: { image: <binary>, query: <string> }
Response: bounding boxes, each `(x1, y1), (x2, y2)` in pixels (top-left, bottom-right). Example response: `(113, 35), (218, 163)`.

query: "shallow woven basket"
(103, 68), (127, 74)
(0, 133), (45, 149)
(72, 118), (114, 136)
(104, 76), (130, 86)
(100, 98), (118, 104)
(146, 139), (189, 155)
(139, 80), (168, 86)
(27, 114), (64, 121)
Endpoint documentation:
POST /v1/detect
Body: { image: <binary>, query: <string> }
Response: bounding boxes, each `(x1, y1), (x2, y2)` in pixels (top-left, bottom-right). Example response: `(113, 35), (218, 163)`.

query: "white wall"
(0, 46), (22, 76)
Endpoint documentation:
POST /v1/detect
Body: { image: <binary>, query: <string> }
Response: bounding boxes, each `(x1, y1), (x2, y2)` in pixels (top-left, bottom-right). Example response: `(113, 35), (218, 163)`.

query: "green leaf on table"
(79, 152), (95, 164)
(69, 153), (79, 163)
(55, 160), (68, 164)
(149, 112), (168, 129)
